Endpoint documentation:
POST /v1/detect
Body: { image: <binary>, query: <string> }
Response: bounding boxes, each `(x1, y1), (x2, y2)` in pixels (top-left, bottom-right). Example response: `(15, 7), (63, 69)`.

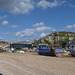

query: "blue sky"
(0, 0), (75, 42)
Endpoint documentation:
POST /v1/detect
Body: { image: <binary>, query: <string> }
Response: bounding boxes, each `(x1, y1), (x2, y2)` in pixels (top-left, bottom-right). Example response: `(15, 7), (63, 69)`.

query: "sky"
(0, 0), (75, 42)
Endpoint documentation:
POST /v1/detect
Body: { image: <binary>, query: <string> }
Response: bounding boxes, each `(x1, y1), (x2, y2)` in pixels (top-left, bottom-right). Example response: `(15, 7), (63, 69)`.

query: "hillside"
(34, 32), (75, 45)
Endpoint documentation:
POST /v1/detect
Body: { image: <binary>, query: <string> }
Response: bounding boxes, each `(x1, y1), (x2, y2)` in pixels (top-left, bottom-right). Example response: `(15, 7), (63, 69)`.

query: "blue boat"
(38, 44), (62, 56)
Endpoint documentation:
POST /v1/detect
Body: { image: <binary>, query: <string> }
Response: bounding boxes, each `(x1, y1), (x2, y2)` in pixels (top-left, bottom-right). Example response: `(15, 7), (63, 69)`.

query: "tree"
(44, 39), (52, 45)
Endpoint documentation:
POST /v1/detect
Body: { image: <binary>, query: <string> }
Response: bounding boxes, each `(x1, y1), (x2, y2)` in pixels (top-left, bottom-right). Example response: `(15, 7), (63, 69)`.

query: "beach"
(0, 52), (75, 75)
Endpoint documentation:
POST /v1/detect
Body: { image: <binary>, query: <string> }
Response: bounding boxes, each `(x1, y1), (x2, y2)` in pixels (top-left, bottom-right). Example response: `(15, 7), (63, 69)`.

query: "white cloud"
(40, 33), (46, 37)
(36, 26), (56, 32)
(0, 37), (3, 40)
(37, 0), (67, 9)
(2, 20), (8, 26)
(36, 26), (50, 32)
(69, 4), (75, 8)
(0, 33), (10, 35)
(15, 32), (21, 37)
(0, 0), (34, 14)
(0, 15), (7, 20)
(0, 0), (67, 14)
(15, 26), (56, 37)
(33, 22), (45, 27)
(10, 25), (19, 28)
(15, 28), (35, 37)
(62, 24), (75, 30)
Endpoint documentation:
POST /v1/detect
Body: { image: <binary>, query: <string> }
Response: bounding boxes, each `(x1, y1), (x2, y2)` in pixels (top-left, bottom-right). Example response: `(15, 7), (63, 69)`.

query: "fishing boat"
(38, 44), (62, 56)
(71, 50), (75, 57)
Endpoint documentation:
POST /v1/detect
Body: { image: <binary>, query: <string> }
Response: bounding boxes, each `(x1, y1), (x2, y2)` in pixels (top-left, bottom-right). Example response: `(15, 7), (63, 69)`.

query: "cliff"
(34, 32), (75, 45)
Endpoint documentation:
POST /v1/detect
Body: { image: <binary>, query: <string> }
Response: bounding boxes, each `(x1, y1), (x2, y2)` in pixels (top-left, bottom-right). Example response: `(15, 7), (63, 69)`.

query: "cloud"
(15, 26), (56, 37)
(40, 33), (46, 37)
(0, 15), (7, 20)
(0, 0), (67, 14)
(0, 37), (3, 40)
(0, 33), (10, 35)
(69, 4), (75, 8)
(33, 22), (45, 27)
(2, 20), (8, 26)
(62, 24), (75, 30)
(36, 26), (56, 32)
(10, 25), (19, 28)
(37, 0), (67, 9)
(0, 0), (34, 14)
(15, 28), (35, 37)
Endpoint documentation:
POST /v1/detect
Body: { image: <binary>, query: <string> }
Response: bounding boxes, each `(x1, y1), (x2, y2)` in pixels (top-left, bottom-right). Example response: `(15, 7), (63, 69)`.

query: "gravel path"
(0, 52), (75, 75)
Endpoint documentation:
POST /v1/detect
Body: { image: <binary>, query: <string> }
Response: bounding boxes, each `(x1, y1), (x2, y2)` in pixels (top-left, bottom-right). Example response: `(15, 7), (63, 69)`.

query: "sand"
(0, 52), (75, 75)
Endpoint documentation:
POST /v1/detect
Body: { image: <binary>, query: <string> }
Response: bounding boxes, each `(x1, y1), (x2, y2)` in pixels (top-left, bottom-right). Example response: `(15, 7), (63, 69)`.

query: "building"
(10, 43), (32, 49)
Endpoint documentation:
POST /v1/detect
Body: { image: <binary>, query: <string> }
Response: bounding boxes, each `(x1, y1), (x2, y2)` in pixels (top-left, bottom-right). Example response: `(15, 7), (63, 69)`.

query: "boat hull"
(71, 54), (75, 57)
(71, 50), (75, 57)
